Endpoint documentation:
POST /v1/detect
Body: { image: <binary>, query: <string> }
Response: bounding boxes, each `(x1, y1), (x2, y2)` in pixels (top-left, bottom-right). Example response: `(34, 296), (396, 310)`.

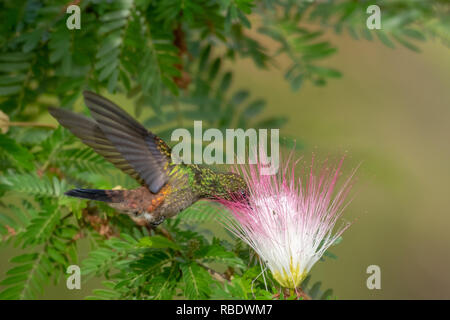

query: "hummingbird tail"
(64, 188), (124, 203)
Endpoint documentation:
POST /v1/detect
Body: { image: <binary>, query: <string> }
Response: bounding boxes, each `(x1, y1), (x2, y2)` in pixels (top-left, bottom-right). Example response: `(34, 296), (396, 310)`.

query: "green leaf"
(0, 274), (28, 285)
(308, 281), (321, 299)
(243, 100), (266, 118)
(10, 253), (38, 263)
(0, 85), (21, 96)
(291, 74), (303, 91)
(195, 244), (245, 268)
(0, 62), (30, 72)
(47, 247), (67, 265)
(232, 90), (250, 105)
(0, 285), (24, 300)
(0, 52), (33, 62)
(321, 288), (334, 300)
(0, 134), (34, 170)
(180, 262), (212, 299)
(0, 74), (26, 85)
(208, 58), (221, 81)
(101, 10), (130, 22)
(0, 173), (69, 198)
(308, 66), (342, 78)
(98, 60), (119, 81)
(151, 265), (178, 300)
(0, 212), (18, 229)
(138, 235), (181, 250)
(376, 31), (396, 48)
(255, 117), (288, 129)
(176, 202), (223, 223)
(96, 33), (123, 58)
(6, 264), (33, 275)
(99, 20), (127, 35)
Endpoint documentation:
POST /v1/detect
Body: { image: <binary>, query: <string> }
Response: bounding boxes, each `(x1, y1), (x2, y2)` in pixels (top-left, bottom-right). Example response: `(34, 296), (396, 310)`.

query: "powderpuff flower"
(219, 151), (356, 289)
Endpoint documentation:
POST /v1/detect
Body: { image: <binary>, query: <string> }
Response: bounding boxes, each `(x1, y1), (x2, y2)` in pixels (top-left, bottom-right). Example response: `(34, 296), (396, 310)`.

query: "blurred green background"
(237, 33), (450, 299)
(1, 28), (449, 300)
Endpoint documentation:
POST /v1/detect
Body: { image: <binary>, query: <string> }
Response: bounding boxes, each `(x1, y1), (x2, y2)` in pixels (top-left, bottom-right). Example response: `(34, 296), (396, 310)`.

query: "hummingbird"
(49, 91), (248, 227)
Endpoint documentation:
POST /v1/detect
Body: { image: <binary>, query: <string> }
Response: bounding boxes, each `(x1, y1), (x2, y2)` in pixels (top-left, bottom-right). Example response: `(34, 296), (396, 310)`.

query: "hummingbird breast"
(108, 178), (198, 227)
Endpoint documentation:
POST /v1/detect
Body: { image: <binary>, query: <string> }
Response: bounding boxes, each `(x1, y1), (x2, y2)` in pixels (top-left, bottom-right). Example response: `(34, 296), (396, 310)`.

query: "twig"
(155, 225), (174, 241)
(295, 287), (311, 300)
(9, 122), (57, 129)
(198, 262), (228, 283)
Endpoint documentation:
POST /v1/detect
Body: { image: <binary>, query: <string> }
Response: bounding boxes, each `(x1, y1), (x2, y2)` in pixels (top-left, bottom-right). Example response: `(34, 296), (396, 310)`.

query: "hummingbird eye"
(239, 189), (250, 202)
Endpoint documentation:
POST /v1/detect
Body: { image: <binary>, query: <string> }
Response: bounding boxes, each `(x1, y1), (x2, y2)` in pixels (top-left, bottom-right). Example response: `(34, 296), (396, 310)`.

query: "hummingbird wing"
(82, 91), (172, 194)
(49, 91), (172, 194)
(48, 107), (144, 183)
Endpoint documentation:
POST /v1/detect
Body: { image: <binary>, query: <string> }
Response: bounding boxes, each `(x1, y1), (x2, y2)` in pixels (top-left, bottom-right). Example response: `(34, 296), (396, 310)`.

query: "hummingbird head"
(209, 172), (249, 202)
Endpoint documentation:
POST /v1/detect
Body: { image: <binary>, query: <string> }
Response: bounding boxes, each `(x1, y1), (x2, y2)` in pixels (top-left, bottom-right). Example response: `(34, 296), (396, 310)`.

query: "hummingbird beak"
(240, 190), (251, 206)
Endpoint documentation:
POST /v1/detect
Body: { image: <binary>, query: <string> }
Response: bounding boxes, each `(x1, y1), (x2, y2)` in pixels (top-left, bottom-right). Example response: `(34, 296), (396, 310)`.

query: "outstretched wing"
(48, 107), (144, 183)
(49, 91), (172, 193)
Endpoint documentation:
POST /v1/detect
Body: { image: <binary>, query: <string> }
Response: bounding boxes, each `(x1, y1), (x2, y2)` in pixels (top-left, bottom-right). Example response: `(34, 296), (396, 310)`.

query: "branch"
(9, 122), (57, 129)
(197, 262), (229, 283)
